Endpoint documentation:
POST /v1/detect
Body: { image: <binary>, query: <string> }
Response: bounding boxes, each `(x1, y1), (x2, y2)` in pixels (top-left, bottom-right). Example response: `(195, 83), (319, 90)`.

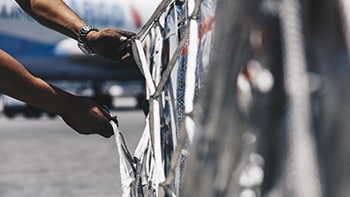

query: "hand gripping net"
(110, 0), (215, 196)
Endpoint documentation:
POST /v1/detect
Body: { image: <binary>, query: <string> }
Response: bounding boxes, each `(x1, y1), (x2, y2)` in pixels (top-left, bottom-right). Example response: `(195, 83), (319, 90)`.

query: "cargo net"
(109, 0), (350, 196)
(110, 0), (216, 196)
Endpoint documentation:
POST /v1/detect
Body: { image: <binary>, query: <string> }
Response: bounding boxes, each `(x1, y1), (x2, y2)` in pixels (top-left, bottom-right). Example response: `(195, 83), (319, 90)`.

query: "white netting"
(112, 0), (350, 196)
(111, 0), (216, 196)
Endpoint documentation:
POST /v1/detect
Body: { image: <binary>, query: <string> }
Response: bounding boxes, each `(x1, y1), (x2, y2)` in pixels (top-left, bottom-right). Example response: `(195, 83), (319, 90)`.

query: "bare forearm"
(0, 50), (114, 137)
(15, 0), (86, 39)
(15, 0), (135, 61)
(0, 50), (72, 114)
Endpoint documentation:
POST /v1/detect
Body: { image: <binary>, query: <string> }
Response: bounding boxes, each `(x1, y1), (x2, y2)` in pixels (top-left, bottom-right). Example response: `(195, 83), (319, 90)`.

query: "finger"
(118, 37), (134, 52)
(96, 115), (116, 138)
(101, 105), (112, 117)
(120, 36), (127, 41)
(102, 28), (127, 42)
(99, 123), (114, 138)
(121, 53), (131, 60)
(120, 30), (136, 38)
(114, 29), (134, 41)
(100, 105), (120, 125)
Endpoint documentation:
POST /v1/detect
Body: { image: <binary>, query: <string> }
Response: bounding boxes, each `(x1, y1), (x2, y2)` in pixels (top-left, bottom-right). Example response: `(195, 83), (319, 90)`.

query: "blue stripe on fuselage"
(0, 33), (54, 58)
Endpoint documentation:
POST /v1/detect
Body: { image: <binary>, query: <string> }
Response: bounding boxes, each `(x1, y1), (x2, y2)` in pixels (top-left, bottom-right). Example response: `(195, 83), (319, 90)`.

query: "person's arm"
(15, 0), (85, 39)
(0, 50), (114, 138)
(15, 0), (135, 60)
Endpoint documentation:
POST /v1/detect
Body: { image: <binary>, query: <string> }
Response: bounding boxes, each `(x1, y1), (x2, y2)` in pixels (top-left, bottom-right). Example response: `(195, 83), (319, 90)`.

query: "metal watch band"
(78, 25), (99, 42)
(77, 25), (99, 55)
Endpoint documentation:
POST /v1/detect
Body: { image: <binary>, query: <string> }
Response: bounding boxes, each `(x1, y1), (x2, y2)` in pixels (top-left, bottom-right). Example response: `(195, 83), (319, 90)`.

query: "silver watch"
(77, 25), (99, 55)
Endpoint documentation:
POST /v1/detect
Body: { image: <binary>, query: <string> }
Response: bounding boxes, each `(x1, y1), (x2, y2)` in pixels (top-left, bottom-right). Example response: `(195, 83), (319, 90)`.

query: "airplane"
(0, 0), (160, 118)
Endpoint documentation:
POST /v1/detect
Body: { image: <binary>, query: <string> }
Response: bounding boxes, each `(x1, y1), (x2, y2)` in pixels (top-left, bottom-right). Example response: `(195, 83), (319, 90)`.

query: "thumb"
(120, 36), (127, 41)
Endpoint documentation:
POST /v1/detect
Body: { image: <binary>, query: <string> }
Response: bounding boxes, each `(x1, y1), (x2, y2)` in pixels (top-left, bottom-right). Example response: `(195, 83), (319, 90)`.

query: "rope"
(339, 0), (350, 54)
(280, 0), (321, 196)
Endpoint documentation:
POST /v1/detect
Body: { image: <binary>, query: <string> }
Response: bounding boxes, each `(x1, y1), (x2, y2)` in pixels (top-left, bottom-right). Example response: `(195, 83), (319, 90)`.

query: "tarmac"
(0, 109), (145, 197)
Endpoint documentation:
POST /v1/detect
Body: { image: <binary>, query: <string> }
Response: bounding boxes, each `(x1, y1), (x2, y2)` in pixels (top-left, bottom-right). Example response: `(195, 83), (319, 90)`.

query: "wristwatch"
(77, 25), (99, 55)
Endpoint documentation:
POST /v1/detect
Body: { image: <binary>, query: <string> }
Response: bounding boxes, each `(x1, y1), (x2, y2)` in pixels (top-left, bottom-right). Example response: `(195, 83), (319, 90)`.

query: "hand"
(86, 28), (135, 61)
(58, 96), (115, 138)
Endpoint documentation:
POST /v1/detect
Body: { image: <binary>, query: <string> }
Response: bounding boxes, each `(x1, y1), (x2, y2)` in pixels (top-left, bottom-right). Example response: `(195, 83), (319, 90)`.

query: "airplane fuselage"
(0, 0), (159, 57)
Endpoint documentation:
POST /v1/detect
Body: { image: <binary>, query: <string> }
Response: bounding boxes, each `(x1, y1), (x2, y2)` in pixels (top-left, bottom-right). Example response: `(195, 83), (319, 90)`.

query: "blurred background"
(0, 109), (144, 197)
